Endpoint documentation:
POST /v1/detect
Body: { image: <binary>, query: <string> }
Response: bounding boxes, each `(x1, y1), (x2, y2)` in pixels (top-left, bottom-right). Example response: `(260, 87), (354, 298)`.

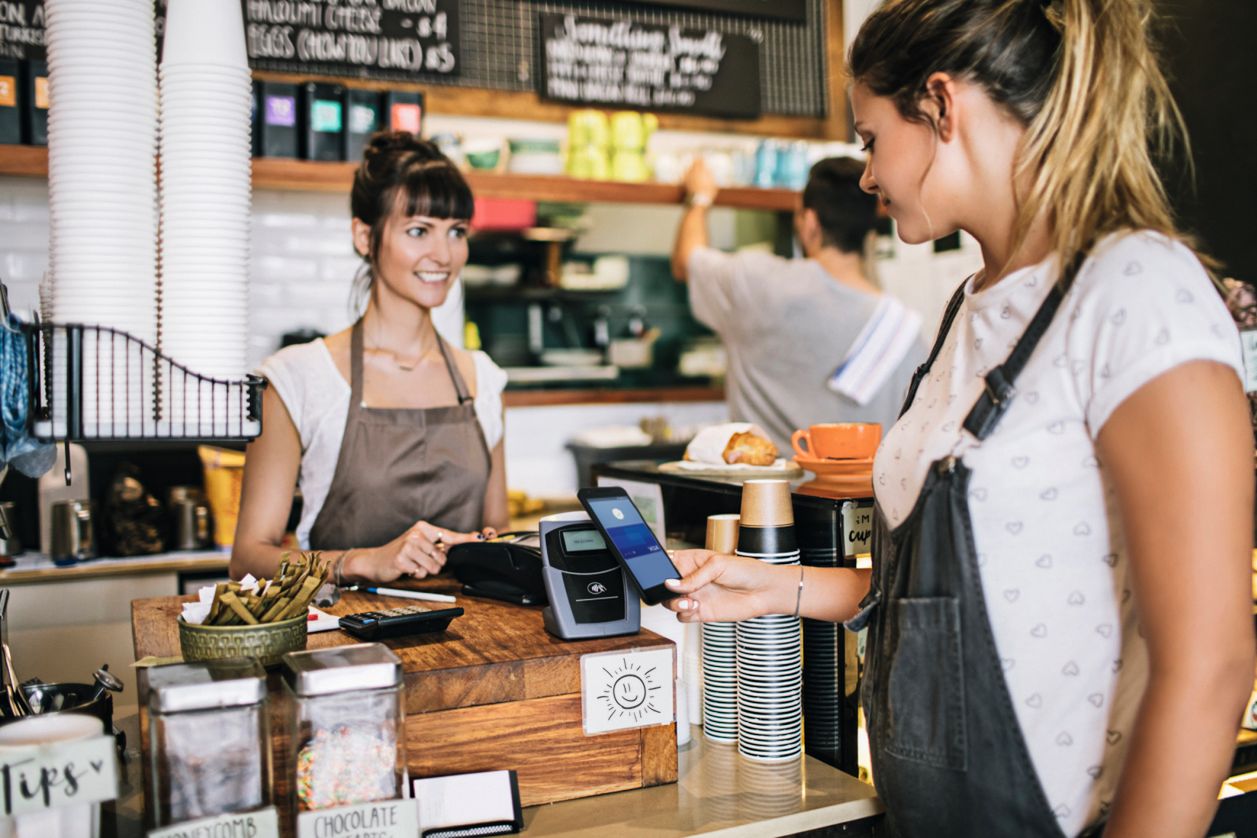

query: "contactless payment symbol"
(587, 581), (608, 595)
(580, 647), (674, 735)
(611, 507), (625, 520)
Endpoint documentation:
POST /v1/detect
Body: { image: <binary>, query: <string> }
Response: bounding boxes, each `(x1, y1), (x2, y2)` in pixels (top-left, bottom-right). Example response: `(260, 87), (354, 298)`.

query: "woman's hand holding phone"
(663, 549), (791, 622)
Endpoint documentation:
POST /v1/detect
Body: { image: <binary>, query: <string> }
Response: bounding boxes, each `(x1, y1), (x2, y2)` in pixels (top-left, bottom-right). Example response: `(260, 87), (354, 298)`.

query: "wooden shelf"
(0, 144), (51, 178)
(0, 145), (798, 212)
(252, 157), (798, 210)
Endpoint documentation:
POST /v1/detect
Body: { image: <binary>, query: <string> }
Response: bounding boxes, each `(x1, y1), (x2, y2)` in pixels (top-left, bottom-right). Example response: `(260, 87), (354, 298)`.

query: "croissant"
(684, 423), (778, 467)
(723, 431), (778, 466)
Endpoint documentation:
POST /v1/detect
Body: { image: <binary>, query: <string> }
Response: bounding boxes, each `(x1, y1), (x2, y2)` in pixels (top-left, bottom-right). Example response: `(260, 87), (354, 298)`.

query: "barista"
(230, 133), (509, 584)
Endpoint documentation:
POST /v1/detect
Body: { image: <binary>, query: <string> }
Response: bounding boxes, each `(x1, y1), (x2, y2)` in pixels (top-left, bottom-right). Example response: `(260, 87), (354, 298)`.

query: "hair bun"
(364, 131), (425, 160)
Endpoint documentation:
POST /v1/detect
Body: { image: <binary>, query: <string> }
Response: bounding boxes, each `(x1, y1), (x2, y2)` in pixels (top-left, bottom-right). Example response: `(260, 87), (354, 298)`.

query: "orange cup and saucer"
(790, 422), (881, 461)
(790, 423), (879, 495)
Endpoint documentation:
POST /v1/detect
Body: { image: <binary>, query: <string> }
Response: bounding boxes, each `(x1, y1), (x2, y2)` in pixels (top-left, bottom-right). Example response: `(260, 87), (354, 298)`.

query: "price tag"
(581, 647), (674, 735)
(296, 798), (417, 838)
(0, 734), (117, 818)
(1240, 329), (1257, 393)
(841, 502), (874, 560)
(149, 806), (279, 838)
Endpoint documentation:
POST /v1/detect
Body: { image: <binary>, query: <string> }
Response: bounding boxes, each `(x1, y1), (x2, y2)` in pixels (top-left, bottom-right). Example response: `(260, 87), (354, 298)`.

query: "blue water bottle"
(754, 140), (779, 188)
(778, 141), (809, 190)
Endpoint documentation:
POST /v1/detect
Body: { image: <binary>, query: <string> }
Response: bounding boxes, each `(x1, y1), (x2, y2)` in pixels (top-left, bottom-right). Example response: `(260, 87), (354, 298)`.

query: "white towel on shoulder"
(827, 296), (922, 406)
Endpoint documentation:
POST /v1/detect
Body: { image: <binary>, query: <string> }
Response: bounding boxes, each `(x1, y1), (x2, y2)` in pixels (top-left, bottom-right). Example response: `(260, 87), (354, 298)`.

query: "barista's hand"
(683, 159), (718, 202)
(351, 522), (492, 583)
(662, 549), (788, 623)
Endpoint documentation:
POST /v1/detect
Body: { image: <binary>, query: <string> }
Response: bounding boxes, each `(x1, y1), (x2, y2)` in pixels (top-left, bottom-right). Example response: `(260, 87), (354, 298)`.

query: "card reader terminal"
(540, 511), (640, 640)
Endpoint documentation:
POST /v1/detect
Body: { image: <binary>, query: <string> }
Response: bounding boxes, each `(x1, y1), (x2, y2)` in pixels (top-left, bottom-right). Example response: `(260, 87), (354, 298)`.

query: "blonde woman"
(664, 1), (1255, 836)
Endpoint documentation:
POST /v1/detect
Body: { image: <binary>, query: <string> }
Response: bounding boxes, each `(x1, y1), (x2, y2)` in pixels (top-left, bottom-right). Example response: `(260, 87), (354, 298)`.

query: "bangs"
(395, 160), (474, 221)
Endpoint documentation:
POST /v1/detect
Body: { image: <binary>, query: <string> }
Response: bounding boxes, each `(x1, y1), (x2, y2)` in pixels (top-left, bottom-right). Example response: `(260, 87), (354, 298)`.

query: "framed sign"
(536, 12), (761, 119)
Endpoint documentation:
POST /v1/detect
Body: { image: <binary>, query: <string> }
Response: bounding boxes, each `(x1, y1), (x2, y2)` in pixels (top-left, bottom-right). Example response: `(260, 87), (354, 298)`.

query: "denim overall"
(849, 276), (1103, 837)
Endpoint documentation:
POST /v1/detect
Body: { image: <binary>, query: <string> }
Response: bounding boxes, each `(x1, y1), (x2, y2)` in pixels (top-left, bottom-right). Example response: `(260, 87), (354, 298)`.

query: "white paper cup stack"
(734, 481), (804, 763)
(158, 0), (251, 413)
(44, 0), (159, 435)
(702, 513), (740, 744)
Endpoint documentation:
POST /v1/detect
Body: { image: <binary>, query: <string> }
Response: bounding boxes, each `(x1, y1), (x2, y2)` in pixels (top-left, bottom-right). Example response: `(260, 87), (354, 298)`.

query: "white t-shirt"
(258, 340), (508, 548)
(873, 231), (1242, 835)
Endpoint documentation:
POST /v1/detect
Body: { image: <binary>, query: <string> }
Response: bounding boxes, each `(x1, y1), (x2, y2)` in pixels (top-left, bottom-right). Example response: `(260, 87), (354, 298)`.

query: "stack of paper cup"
(701, 513), (740, 744)
(158, 0), (251, 411)
(735, 480), (803, 762)
(44, 0), (159, 435)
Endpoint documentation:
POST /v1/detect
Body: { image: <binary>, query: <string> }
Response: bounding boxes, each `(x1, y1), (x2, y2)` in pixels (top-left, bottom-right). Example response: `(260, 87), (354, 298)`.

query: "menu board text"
(243, 0), (458, 78)
(537, 13), (760, 119)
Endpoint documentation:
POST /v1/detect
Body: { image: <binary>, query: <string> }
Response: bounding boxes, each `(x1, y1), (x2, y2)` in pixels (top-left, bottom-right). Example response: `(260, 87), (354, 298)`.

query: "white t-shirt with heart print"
(873, 231), (1243, 836)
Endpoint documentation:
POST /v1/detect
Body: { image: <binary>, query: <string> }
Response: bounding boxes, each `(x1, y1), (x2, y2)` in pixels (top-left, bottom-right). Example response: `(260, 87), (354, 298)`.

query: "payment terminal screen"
(585, 497), (675, 589)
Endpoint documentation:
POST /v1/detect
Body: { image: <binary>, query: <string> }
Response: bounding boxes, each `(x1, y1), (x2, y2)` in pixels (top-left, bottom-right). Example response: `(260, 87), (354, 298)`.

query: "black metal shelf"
(2, 281), (265, 450)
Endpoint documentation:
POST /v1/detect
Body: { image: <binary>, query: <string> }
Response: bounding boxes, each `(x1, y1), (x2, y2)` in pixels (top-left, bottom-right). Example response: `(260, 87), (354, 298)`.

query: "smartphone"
(577, 487), (681, 605)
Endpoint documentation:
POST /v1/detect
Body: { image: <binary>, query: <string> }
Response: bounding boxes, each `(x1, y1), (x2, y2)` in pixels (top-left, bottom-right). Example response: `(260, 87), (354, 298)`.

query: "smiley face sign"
(581, 647), (674, 735)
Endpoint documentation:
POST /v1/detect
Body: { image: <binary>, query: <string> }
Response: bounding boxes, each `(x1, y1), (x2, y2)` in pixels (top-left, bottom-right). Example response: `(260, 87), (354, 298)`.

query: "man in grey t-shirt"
(671, 157), (926, 454)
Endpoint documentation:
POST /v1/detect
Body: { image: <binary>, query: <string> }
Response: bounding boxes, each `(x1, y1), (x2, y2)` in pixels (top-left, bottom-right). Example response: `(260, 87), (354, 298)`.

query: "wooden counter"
(104, 713), (884, 838)
(132, 584), (678, 824)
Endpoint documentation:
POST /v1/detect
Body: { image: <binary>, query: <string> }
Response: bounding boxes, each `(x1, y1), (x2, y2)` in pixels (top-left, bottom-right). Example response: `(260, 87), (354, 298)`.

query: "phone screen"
(583, 495), (679, 594)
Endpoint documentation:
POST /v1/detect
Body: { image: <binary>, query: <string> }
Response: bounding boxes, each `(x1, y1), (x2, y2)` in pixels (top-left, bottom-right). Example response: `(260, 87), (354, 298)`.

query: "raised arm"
(671, 159), (718, 282)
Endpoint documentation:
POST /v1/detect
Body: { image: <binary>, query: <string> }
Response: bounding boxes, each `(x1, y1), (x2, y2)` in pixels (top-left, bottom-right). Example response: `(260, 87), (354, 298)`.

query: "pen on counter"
(346, 585), (457, 604)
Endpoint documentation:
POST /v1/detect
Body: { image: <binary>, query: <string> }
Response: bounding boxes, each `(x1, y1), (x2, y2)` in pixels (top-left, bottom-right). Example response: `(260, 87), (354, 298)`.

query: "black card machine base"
(446, 533), (548, 606)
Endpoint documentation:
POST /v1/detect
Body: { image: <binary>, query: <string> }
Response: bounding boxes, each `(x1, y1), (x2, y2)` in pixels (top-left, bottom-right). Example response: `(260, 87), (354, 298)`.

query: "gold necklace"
(367, 328), (438, 373)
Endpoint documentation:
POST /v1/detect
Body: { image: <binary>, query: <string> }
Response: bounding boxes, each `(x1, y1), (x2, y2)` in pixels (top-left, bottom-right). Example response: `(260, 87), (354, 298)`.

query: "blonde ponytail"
(1016, 0), (1188, 279)
(849, 0), (1194, 283)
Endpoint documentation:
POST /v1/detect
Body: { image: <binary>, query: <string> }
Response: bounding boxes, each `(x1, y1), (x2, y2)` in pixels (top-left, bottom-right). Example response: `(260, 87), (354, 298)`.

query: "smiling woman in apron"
(664, 2), (1255, 836)
(231, 133), (509, 585)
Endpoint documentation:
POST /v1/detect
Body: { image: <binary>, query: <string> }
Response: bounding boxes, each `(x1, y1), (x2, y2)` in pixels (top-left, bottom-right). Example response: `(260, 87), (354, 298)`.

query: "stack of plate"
(45, 0), (159, 435)
(158, 0), (251, 391)
(701, 622), (737, 743)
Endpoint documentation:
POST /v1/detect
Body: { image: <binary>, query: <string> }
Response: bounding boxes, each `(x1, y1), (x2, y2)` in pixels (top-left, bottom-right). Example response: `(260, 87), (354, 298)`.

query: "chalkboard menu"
(0, 1), (460, 80)
(241, 0), (460, 80)
(0, 2), (45, 61)
(4, 0), (829, 119)
(619, 0), (806, 23)
(536, 12), (761, 118)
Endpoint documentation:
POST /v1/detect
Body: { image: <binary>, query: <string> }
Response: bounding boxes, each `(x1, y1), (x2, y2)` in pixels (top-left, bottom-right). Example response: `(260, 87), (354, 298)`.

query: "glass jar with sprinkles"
(281, 643), (405, 813)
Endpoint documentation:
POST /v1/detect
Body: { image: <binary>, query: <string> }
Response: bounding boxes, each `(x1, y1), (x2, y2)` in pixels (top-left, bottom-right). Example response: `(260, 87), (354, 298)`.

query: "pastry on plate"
(685, 423), (779, 467)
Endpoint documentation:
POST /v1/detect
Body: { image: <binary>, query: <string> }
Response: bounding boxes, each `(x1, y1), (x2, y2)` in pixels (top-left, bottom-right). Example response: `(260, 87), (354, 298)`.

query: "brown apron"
(307, 319), (491, 551)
